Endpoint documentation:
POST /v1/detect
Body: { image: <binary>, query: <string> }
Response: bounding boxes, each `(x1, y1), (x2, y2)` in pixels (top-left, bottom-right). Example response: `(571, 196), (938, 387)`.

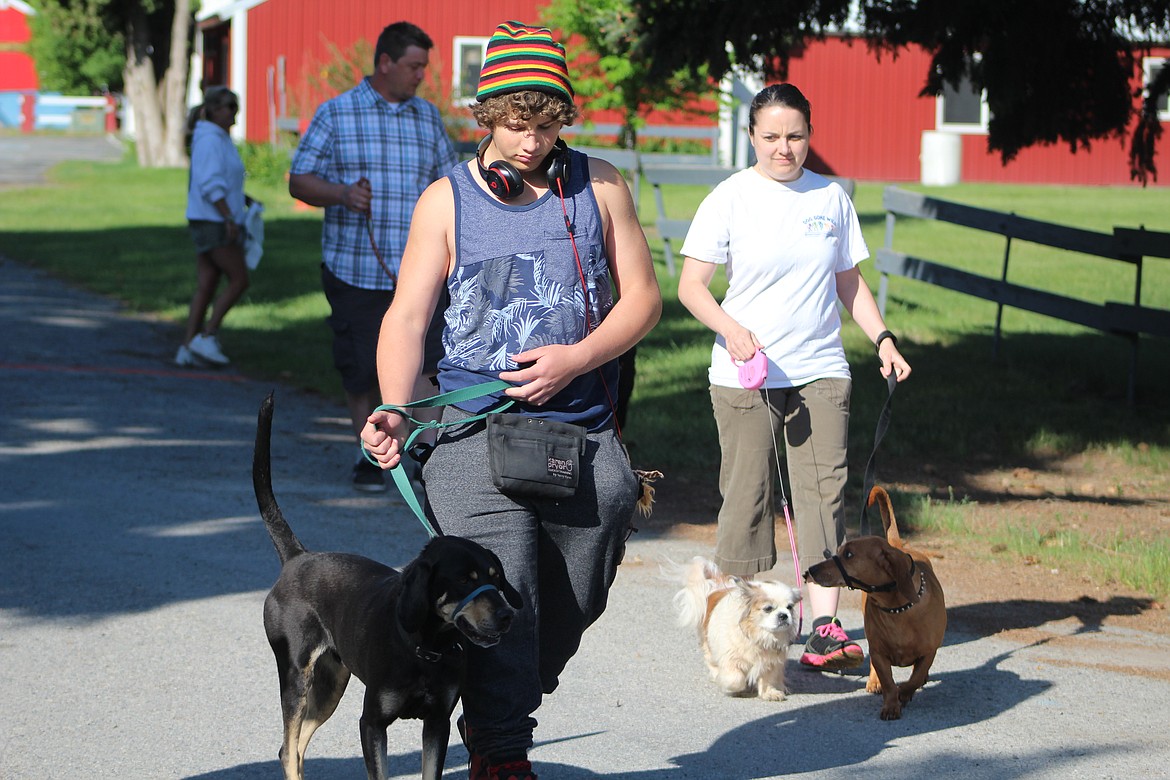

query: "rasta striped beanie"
(475, 21), (574, 103)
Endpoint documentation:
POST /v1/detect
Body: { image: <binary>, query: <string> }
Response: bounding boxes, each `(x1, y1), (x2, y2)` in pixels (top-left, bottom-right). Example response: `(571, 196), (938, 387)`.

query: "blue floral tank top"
(438, 148), (619, 430)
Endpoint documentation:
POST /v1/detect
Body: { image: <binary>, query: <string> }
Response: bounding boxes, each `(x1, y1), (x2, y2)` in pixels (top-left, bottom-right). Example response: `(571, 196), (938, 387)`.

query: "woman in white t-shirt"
(678, 83), (911, 671)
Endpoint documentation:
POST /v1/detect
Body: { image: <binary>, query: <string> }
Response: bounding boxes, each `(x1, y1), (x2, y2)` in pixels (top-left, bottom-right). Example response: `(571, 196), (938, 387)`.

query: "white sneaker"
(189, 333), (229, 366)
(174, 344), (198, 367)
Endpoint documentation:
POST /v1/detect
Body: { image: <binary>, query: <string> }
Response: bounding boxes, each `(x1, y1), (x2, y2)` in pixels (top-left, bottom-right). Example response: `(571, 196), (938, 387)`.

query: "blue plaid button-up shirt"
(291, 78), (457, 290)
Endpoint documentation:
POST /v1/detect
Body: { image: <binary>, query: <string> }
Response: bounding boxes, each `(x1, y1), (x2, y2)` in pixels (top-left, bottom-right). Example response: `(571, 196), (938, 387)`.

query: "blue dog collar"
(454, 584), (498, 615)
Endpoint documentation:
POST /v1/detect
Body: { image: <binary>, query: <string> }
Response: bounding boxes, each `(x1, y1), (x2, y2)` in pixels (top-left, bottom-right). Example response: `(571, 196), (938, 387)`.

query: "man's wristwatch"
(874, 330), (897, 355)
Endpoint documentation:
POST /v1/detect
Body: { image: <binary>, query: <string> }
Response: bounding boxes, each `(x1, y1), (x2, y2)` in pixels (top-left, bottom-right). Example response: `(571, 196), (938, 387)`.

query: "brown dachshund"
(804, 486), (946, 719)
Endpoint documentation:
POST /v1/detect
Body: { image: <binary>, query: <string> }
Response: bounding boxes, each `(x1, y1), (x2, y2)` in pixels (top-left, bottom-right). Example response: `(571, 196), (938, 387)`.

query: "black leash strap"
(858, 369), (899, 538)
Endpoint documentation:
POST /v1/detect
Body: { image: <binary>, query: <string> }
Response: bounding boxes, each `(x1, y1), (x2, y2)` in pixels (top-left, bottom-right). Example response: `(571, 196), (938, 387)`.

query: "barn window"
(453, 37), (489, 104)
(1143, 57), (1169, 121)
(936, 71), (988, 134)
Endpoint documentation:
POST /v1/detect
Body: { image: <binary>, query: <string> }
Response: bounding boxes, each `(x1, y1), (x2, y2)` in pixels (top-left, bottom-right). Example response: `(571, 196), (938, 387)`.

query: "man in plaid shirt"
(290, 20), (457, 492)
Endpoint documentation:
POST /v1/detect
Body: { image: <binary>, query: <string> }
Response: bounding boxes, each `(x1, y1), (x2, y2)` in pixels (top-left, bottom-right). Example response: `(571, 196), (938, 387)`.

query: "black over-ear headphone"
(476, 136), (570, 201)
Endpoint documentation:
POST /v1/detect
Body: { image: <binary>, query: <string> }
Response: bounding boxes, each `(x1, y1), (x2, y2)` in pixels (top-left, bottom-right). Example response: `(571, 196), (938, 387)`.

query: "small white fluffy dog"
(674, 556), (801, 701)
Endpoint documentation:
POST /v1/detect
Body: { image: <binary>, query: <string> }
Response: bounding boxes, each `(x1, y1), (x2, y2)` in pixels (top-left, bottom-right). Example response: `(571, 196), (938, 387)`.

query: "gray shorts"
(188, 219), (241, 254)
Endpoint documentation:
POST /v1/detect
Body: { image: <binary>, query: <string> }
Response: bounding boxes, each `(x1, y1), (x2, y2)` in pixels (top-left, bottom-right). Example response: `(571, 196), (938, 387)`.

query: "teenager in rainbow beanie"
(361, 20), (661, 780)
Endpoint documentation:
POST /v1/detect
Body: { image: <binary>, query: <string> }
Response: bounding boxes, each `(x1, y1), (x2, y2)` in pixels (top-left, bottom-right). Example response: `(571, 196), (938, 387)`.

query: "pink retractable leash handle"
(732, 348), (768, 390)
(733, 348), (803, 634)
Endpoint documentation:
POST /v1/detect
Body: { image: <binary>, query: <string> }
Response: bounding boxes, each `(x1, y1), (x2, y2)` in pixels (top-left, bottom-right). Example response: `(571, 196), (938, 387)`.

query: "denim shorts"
(188, 219), (241, 254)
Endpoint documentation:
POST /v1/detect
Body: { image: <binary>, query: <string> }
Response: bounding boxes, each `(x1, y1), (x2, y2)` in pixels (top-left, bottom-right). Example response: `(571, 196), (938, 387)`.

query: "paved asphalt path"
(2, 137), (1169, 779)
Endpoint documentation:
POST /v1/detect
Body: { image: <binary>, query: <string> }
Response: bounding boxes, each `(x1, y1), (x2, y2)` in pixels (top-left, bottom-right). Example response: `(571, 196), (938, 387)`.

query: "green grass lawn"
(0, 157), (339, 394)
(3, 154), (1168, 465)
(2, 151), (1169, 597)
(634, 175), (1170, 463)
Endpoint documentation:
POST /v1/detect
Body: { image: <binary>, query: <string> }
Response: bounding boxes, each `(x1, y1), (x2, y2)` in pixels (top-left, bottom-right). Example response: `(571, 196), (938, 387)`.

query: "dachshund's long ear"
(882, 547), (919, 605)
(397, 558), (434, 634)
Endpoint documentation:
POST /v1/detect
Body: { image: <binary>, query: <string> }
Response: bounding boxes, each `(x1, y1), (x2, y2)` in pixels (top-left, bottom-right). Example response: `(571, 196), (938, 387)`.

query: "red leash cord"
(557, 176), (626, 440)
(356, 176), (397, 284)
(365, 213), (397, 284)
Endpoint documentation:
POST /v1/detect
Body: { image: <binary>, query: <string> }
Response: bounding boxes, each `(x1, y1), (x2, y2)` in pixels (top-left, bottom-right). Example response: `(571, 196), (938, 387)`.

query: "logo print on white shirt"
(803, 216), (836, 236)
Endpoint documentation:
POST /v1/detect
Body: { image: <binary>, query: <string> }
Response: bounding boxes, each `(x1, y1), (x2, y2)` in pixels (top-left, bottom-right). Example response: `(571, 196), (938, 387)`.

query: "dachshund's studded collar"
(877, 569), (927, 614)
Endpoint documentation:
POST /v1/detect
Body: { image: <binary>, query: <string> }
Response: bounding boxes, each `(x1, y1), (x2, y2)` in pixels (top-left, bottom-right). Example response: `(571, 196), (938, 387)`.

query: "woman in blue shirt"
(177, 86), (249, 367)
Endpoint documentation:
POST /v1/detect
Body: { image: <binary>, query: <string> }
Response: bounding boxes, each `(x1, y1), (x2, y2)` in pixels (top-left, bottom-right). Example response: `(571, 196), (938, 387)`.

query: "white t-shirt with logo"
(680, 167), (868, 389)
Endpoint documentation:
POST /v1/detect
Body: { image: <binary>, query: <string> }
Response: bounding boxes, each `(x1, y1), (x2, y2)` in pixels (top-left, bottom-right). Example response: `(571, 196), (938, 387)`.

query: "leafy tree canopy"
(26, 0), (192, 167)
(27, 0), (125, 92)
(542, 0), (715, 149)
(631, 0), (1170, 182)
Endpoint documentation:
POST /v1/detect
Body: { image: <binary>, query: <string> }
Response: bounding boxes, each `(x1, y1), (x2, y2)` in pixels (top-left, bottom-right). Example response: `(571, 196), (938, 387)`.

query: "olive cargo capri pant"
(709, 377), (851, 577)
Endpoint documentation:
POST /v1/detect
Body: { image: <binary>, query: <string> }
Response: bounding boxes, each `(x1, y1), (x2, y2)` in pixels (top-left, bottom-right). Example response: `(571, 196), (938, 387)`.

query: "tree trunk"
(163, 0), (191, 167)
(620, 96), (640, 151)
(123, 1), (191, 168)
(123, 4), (164, 166)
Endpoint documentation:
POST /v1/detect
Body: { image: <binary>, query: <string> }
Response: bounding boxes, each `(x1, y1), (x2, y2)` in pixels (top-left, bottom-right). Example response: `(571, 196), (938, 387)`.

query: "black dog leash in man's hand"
(857, 368), (899, 539)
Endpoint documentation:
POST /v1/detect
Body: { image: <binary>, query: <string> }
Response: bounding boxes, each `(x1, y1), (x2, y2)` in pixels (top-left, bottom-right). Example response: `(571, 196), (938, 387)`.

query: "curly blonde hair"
(472, 91), (578, 129)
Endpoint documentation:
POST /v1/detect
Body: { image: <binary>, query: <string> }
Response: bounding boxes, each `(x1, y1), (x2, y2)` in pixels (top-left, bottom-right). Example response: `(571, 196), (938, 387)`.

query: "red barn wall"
(784, 37), (935, 180)
(238, 2), (1167, 185)
(785, 36), (1169, 185)
(244, 0), (545, 141)
(0, 5), (31, 41)
(0, 6), (37, 91)
(242, 0), (717, 144)
(0, 52), (37, 91)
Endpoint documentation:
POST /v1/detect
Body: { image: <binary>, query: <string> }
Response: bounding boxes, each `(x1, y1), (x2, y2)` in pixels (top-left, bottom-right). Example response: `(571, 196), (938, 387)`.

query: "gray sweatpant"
(422, 407), (639, 763)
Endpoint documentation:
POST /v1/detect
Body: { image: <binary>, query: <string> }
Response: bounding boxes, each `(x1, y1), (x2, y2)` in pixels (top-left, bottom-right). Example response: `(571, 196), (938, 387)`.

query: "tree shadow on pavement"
(944, 595), (1156, 646)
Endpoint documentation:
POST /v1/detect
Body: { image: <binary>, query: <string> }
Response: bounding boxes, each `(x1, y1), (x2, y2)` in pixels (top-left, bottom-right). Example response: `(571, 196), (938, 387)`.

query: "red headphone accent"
(476, 136), (570, 201)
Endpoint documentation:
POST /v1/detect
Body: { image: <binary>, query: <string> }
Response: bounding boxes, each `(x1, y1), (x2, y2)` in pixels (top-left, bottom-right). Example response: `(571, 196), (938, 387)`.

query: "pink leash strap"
(780, 495), (803, 636)
(735, 349), (803, 635)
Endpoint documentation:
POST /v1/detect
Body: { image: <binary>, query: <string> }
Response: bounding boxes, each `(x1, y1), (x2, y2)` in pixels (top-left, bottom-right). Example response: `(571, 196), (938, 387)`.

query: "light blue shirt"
(187, 119), (245, 223)
(290, 78), (458, 290)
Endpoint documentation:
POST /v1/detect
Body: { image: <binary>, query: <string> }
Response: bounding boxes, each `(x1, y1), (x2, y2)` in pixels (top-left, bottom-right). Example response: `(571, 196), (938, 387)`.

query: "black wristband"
(874, 330), (897, 355)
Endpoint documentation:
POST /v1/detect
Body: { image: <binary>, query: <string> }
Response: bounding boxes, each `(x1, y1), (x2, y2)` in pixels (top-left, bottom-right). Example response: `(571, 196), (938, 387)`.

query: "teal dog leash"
(362, 379), (515, 538)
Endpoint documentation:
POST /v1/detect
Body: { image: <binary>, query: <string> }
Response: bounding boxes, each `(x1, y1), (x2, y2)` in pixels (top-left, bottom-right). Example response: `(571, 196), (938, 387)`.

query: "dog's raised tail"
(254, 392), (306, 564)
(672, 556), (723, 633)
(867, 486), (903, 547)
